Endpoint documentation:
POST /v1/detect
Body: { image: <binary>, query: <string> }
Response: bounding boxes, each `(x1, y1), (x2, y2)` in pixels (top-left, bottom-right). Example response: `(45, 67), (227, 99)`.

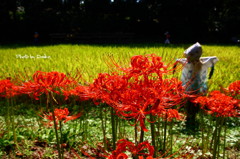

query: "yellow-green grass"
(0, 44), (239, 91)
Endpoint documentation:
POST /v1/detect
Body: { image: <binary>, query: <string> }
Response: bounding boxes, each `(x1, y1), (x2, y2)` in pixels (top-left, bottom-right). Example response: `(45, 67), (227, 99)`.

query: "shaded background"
(1, 0), (240, 44)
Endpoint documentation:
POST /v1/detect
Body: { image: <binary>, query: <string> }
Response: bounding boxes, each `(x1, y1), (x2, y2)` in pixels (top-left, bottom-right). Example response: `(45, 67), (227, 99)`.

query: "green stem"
(85, 110), (89, 140)
(212, 118), (219, 159)
(59, 121), (64, 158)
(111, 107), (116, 149)
(49, 92), (62, 159)
(150, 114), (156, 157)
(163, 114), (168, 156)
(210, 118), (218, 151)
(123, 119), (126, 138)
(115, 114), (119, 141)
(223, 119), (227, 159)
(217, 118), (224, 159)
(213, 117), (224, 159)
(51, 106), (62, 159)
(5, 98), (10, 139)
(100, 107), (107, 149)
(139, 127), (144, 143)
(201, 112), (205, 156)
(157, 117), (162, 151)
(169, 120), (173, 155)
(9, 98), (17, 147)
(118, 118), (122, 139)
(134, 121), (138, 145)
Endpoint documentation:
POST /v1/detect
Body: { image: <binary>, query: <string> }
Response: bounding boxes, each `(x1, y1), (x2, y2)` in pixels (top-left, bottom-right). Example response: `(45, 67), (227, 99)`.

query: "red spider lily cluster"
(19, 71), (77, 100)
(1, 54), (239, 158)
(115, 54), (168, 77)
(63, 85), (92, 101)
(42, 108), (81, 127)
(222, 80), (240, 97)
(0, 54), (189, 132)
(1, 72), (82, 128)
(90, 54), (187, 131)
(0, 79), (19, 98)
(107, 139), (154, 159)
(193, 90), (239, 117)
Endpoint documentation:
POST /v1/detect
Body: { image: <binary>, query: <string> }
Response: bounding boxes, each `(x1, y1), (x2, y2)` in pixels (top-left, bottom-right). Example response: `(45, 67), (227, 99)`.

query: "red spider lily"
(158, 109), (184, 121)
(112, 78), (186, 131)
(227, 80), (240, 97)
(107, 139), (154, 159)
(0, 79), (19, 98)
(90, 54), (188, 131)
(42, 108), (81, 127)
(63, 85), (91, 101)
(193, 90), (239, 117)
(20, 71), (76, 100)
(90, 73), (128, 105)
(117, 54), (169, 78)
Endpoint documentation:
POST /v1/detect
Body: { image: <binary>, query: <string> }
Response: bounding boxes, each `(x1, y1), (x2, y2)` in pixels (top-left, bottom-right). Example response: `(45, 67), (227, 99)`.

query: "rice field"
(1, 43), (239, 90)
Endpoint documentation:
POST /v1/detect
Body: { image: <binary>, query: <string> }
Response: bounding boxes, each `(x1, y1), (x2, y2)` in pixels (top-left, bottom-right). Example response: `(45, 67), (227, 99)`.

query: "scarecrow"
(176, 42), (219, 131)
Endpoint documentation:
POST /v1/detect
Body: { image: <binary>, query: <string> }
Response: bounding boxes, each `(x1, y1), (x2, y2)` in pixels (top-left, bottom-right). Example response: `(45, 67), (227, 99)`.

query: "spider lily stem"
(49, 93), (62, 159)
(115, 114), (119, 141)
(223, 120), (227, 159)
(169, 120), (173, 155)
(134, 121), (138, 145)
(10, 98), (17, 147)
(5, 98), (11, 139)
(150, 114), (156, 157)
(163, 114), (168, 157)
(100, 106), (107, 150)
(200, 112), (206, 156)
(59, 121), (64, 158)
(51, 107), (62, 159)
(111, 107), (116, 149)
(140, 125), (144, 143)
(212, 117), (224, 159)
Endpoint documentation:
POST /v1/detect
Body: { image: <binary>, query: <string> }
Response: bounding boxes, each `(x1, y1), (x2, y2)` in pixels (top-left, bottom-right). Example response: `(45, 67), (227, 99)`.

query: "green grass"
(1, 43), (239, 91)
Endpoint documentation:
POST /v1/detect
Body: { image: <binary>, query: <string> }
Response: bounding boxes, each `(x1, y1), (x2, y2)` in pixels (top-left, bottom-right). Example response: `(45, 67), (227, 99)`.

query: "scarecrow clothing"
(176, 42), (219, 132)
(177, 56), (219, 132)
(177, 56), (219, 94)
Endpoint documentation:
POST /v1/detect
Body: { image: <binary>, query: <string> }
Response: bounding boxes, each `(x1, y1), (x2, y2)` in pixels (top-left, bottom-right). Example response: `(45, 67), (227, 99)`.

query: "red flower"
(193, 91), (239, 117)
(42, 108), (81, 127)
(121, 54), (168, 78)
(0, 79), (19, 98)
(90, 54), (187, 132)
(107, 139), (154, 159)
(111, 78), (186, 131)
(90, 73), (128, 105)
(227, 80), (240, 97)
(20, 71), (76, 100)
(158, 109), (184, 121)
(63, 85), (91, 101)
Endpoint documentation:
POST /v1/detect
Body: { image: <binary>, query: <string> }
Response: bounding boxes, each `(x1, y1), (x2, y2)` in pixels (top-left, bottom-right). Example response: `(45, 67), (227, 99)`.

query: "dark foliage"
(0, 0), (239, 44)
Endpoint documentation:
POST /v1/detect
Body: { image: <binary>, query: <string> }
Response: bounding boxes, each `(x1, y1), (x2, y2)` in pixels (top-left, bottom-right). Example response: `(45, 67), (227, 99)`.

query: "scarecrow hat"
(184, 42), (202, 60)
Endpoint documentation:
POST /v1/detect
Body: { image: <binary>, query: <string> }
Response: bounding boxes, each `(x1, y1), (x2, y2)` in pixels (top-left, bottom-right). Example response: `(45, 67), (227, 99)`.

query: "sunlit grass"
(0, 44), (239, 91)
